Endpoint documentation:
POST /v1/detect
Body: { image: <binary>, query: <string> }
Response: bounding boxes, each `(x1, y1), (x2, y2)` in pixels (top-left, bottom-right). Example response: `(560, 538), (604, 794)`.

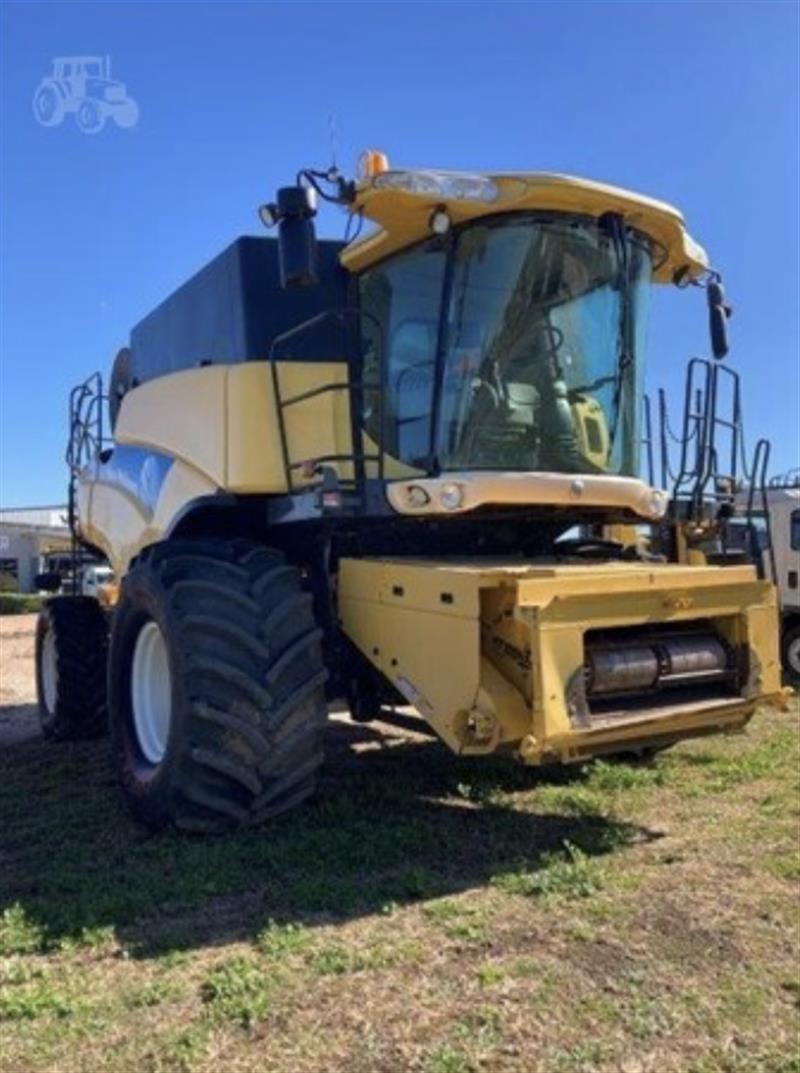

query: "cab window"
(359, 242), (446, 468)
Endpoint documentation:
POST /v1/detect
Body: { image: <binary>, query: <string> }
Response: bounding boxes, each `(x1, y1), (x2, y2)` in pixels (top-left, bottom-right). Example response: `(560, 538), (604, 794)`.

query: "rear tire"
(35, 597), (109, 740)
(108, 539), (328, 832)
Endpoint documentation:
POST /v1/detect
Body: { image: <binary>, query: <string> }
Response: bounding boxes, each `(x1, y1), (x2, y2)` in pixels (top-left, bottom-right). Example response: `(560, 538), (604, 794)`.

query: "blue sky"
(1, 0), (797, 505)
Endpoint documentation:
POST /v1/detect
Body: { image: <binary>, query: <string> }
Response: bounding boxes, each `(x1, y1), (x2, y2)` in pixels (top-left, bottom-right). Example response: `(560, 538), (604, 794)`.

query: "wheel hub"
(131, 620), (172, 764)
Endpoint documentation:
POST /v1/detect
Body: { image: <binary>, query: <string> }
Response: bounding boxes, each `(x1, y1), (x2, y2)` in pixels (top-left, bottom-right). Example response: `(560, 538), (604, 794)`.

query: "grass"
(492, 840), (605, 901)
(199, 956), (273, 1028)
(255, 919), (313, 961)
(0, 593), (43, 615)
(0, 698), (798, 1073)
(0, 905), (44, 955)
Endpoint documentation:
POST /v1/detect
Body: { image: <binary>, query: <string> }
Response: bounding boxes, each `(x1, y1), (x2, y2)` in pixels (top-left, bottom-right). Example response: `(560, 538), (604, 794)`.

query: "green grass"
(492, 841), (604, 901)
(255, 919), (313, 961)
(306, 939), (412, 975)
(664, 728), (798, 793)
(425, 1045), (475, 1073)
(0, 975), (80, 1022)
(0, 905), (44, 955)
(0, 697), (798, 1073)
(199, 956), (273, 1029)
(0, 594), (43, 615)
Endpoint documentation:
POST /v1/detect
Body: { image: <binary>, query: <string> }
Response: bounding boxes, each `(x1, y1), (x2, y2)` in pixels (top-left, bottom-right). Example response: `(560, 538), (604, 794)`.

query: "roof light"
(357, 148), (390, 180)
(372, 170), (499, 202)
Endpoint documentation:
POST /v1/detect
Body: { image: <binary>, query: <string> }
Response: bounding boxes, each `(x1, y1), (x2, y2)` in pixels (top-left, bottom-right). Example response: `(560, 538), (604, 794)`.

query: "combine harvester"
(35, 153), (786, 831)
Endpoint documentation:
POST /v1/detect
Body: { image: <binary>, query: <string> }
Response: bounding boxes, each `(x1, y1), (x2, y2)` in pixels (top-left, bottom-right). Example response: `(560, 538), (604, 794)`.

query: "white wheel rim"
(789, 636), (800, 675)
(41, 627), (57, 714)
(131, 620), (172, 764)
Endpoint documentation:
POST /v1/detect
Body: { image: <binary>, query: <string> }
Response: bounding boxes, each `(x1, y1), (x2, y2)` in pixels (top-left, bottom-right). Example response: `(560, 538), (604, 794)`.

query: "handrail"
(66, 372), (109, 473)
(65, 371), (110, 547)
(267, 307), (386, 497)
(641, 392), (655, 488)
(661, 358), (749, 518)
(744, 438), (776, 582)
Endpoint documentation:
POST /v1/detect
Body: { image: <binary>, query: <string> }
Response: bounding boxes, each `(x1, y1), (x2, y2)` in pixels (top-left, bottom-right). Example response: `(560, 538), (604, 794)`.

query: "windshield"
(359, 213), (652, 477)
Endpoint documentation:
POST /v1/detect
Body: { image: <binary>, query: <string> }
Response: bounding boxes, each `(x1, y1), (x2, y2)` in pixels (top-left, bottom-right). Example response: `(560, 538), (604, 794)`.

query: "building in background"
(0, 506), (70, 593)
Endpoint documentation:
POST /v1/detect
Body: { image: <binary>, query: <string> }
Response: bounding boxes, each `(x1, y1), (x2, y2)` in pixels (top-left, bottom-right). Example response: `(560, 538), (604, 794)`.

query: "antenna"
(328, 112), (338, 171)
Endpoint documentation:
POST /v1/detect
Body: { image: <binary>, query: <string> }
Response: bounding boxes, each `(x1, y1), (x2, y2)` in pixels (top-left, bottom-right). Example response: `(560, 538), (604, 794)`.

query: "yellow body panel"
(114, 361), (353, 493)
(78, 361), (353, 573)
(345, 171), (708, 282)
(338, 557), (783, 763)
(78, 457), (218, 574)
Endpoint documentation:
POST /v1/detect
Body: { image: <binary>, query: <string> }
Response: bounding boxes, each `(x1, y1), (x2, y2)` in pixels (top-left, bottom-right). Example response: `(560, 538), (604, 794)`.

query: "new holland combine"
(35, 153), (784, 831)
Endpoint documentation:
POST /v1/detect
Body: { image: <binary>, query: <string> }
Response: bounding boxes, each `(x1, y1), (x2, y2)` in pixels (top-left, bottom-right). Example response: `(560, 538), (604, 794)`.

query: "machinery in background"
(731, 473), (799, 684)
(647, 360), (799, 683)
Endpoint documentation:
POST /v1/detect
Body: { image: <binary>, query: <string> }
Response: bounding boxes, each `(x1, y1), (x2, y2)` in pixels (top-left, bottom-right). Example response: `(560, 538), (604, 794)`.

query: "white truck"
(731, 479), (800, 684)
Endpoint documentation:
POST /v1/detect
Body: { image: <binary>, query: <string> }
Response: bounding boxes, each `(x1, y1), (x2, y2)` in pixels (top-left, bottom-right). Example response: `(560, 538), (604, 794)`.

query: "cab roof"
(343, 169), (709, 284)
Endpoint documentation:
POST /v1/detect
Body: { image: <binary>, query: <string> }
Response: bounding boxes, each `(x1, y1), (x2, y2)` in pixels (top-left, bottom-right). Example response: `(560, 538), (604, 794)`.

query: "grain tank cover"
(128, 236), (348, 387)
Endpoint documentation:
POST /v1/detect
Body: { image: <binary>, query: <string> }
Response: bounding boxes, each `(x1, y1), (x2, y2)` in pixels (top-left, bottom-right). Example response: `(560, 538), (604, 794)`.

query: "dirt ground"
(0, 614), (38, 746)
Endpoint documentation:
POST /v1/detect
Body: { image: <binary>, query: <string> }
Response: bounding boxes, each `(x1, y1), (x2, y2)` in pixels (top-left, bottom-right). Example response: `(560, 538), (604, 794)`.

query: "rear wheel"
(782, 623), (800, 687)
(108, 539), (328, 832)
(35, 597), (109, 740)
(33, 84), (63, 127)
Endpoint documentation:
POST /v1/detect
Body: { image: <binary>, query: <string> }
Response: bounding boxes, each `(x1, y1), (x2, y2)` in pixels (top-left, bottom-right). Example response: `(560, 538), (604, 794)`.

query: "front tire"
(782, 623), (800, 687)
(35, 597), (109, 740)
(76, 99), (106, 134)
(108, 539), (328, 832)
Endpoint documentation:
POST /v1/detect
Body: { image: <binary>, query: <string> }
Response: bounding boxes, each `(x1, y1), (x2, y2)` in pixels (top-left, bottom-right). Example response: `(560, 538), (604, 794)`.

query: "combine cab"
(36, 155), (785, 831)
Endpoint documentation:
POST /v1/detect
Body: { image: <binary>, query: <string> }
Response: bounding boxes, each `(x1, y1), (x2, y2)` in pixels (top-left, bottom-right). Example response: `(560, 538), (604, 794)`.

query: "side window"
(359, 243), (445, 468)
(791, 510), (800, 551)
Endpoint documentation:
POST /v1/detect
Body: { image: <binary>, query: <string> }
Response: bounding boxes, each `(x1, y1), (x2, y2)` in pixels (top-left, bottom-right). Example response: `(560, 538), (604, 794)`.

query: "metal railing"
(268, 308), (385, 499)
(66, 372), (109, 542)
(652, 357), (776, 582)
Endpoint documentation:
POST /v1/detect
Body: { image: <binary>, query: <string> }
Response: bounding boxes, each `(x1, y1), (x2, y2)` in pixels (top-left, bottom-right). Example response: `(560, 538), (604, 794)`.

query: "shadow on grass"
(0, 718), (660, 958)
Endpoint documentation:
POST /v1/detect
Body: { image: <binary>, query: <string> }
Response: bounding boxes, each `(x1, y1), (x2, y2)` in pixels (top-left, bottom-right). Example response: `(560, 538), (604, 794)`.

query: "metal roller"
(587, 633), (730, 697)
(587, 646), (660, 695)
(660, 636), (729, 680)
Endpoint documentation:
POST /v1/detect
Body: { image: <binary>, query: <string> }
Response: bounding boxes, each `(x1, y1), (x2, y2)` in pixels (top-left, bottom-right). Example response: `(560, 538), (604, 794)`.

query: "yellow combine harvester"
(35, 153), (784, 831)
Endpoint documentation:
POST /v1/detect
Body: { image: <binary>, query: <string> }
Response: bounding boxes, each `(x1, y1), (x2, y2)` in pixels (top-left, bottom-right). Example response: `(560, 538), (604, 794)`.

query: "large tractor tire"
(108, 539), (328, 832)
(782, 622), (800, 687)
(35, 597), (109, 740)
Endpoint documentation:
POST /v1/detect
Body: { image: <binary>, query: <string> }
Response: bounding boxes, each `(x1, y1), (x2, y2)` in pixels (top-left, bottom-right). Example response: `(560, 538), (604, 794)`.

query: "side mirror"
(35, 571), (61, 593)
(260, 185), (318, 290)
(708, 278), (731, 360)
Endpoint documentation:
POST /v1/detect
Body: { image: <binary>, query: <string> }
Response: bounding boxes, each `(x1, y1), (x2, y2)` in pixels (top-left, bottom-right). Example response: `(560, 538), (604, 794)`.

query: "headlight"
(646, 490), (667, 518)
(405, 484), (430, 508)
(372, 170), (499, 203)
(439, 482), (464, 510)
